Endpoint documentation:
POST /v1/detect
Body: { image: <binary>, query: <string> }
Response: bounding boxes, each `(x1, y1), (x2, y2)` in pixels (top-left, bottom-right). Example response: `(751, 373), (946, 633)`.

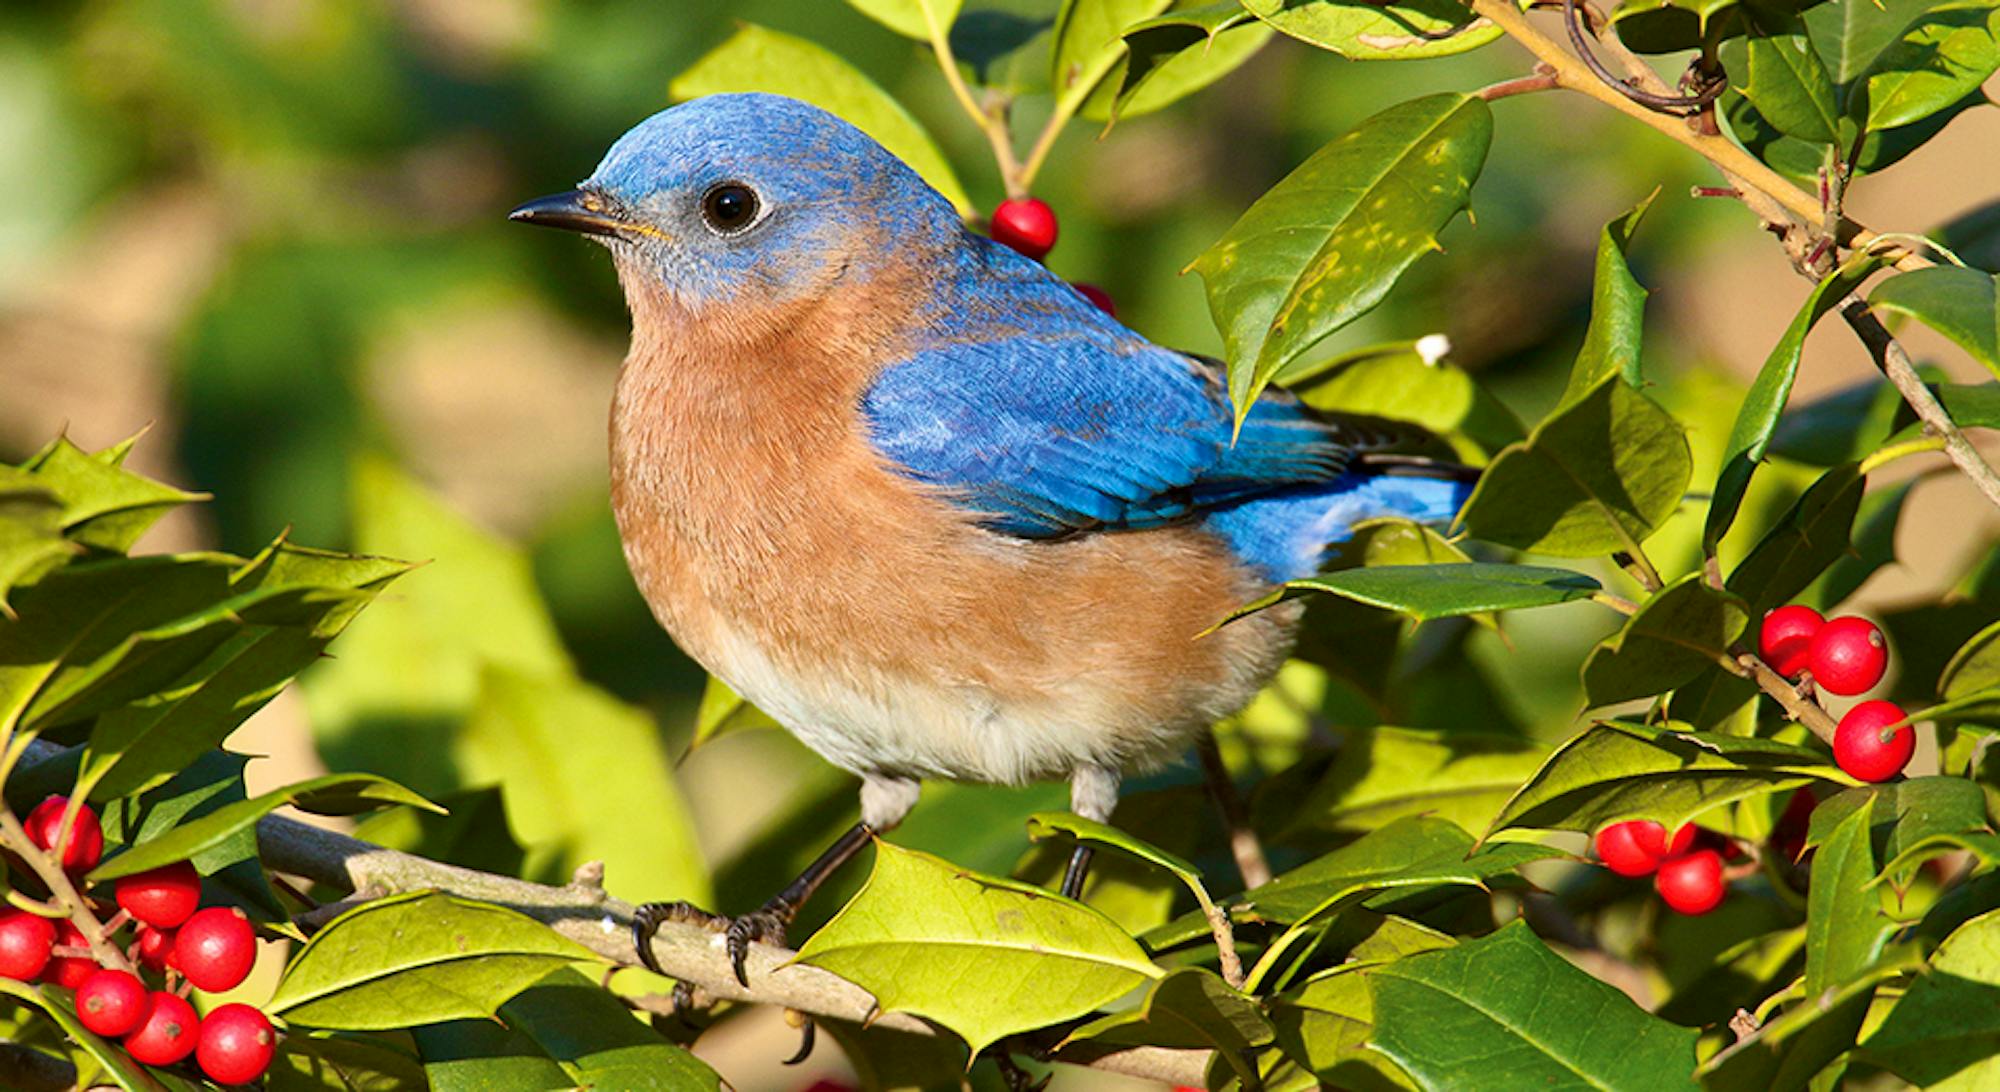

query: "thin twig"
(1467, 0), (1924, 270)
(921, 2), (1024, 195)
(1198, 732), (1271, 891)
(1732, 652), (1840, 746)
(0, 809), (132, 972)
(1840, 298), (2000, 513)
(1478, 71), (1562, 102)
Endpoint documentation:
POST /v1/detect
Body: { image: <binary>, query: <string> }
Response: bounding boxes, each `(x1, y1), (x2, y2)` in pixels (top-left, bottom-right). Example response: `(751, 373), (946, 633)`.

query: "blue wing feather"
(860, 235), (1461, 579)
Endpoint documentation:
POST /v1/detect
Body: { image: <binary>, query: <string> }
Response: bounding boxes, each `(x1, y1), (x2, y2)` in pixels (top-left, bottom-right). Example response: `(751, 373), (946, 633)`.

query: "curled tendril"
(1563, 0), (1728, 116)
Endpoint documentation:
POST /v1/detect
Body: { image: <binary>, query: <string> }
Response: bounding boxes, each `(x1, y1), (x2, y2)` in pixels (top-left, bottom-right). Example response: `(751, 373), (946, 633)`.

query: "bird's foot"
(631, 898), (798, 987)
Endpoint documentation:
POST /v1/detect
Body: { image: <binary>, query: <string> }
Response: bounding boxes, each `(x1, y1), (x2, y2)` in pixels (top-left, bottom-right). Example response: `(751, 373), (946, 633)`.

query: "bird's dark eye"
(701, 183), (760, 234)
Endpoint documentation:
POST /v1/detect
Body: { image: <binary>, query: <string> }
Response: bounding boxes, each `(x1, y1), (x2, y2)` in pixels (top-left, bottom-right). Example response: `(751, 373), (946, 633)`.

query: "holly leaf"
(1367, 920), (1700, 1090)
(1234, 562), (1601, 626)
(1581, 574), (1750, 706)
(1871, 266), (2000, 379)
(842, 0), (961, 41)
(796, 841), (1161, 1054)
(1461, 375), (1692, 558)
(1725, 462), (1865, 617)
(1239, 0), (1504, 61)
(1194, 93), (1492, 419)
(1861, 908), (2000, 1087)
(1282, 725), (1548, 839)
(1486, 720), (1848, 839)
(268, 892), (596, 1030)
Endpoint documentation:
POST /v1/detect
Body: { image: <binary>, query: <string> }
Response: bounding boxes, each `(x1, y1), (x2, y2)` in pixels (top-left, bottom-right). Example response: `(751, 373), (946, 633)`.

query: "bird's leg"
(631, 774), (920, 986)
(1059, 763), (1121, 900)
(633, 822), (874, 986)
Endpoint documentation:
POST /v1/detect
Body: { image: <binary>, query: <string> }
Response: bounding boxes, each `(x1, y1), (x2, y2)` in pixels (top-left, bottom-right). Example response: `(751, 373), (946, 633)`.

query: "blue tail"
(1204, 470), (1475, 583)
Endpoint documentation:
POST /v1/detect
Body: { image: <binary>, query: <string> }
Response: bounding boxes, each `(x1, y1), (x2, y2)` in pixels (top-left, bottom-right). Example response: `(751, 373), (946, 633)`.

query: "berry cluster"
(987, 197), (1116, 317)
(0, 796), (277, 1084)
(1760, 607), (1909, 782)
(1593, 820), (1727, 914)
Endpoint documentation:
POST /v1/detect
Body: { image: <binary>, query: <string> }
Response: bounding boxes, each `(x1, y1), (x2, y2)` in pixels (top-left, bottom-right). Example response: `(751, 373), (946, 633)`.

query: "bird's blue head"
(511, 93), (964, 311)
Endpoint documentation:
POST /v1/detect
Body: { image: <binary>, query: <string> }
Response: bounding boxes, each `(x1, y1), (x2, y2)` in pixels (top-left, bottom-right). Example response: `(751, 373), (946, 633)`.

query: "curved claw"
(781, 1016), (817, 1066)
(723, 905), (795, 987)
(631, 900), (730, 977)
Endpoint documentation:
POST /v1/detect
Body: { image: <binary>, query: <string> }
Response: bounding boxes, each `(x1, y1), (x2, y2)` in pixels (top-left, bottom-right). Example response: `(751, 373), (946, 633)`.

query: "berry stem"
(919, 2), (1026, 200)
(0, 808), (133, 973)
(1731, 651), (1841, 746)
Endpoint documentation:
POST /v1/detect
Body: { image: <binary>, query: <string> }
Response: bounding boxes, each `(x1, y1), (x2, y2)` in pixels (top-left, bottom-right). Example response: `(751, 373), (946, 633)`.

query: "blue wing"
(860, 242), (1403, 539)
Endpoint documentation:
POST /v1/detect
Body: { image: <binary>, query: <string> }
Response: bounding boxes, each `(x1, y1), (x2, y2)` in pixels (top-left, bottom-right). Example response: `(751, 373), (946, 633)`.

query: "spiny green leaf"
(1726, 462), (1864, 617)
(21, 435), (204, 553)
(88, 772), (440, 882)
(1707, 258), (1880, 550)
(1805, 776), (1992, 887)
(669, 24), (971, 216)
(269, 892), (595, 1030)
(1059, 966), (1271, 1067)
(1861, 908), (2000, 1088)
(492, 968), (720, 1091)
(1701, 944), (1927, 1090)
(1486, 720), (1848, 839)
(1367, 920), (1700, 1090)
(1582, 574), (1750, 707)
(1562, 192), (1656, 402)
(1460, 375), (1692, 557)
(796, 841), (1161, 1054)
(1194, 93), (1491, 419)
(1807, 795), (1890, 997)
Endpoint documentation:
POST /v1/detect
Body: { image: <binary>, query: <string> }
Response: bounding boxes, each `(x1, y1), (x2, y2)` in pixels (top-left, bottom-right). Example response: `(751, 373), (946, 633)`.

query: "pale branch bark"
(17, 743), (1206, 1085)
(258, 817), (1210, 1083)
(1840, 297), (2000, 512)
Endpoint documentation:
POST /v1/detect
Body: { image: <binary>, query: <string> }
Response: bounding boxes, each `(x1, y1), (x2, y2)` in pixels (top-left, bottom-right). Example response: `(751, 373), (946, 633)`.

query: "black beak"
(508, 189), (629, 238)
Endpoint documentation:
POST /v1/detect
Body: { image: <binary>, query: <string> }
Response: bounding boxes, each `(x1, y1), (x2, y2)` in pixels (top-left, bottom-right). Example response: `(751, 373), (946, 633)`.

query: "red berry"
(1808, 616), (1888, 695)
(196, 1003), (276, 1084)
(1655, 849), (1727, 914)
(74, 968), (148, 1038)
(115, 862), (202, 930)
(990, 197), (1058, 260)
(125, 991), (198, 1066)
(1759, 605), (1824, 679)
(135, 924), (176, 972)
(24, 796), (104, 873)
(43, 921), (94, 988)
(1072, 282), (1116, 316)
(1592, 820), (1694, 877)
(0, 909), (56, 981)
(1835, 700), (1914, 783)
(174, 907), (256, 993)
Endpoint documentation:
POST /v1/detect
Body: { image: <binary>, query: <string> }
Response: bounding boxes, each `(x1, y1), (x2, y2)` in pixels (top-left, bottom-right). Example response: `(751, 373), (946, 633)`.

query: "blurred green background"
(3, 1), (1996, 1086)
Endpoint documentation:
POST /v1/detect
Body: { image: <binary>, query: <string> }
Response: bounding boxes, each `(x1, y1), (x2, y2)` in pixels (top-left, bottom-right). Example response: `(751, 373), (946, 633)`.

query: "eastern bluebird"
(510, 93), (1475, 981)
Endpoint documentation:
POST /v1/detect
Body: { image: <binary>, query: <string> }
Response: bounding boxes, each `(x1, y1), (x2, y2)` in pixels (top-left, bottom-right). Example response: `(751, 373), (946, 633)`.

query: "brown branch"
(1731, 651), (1840, 746)
(1839, 298), (2000, 513)
(3, 738), (1205, 1086)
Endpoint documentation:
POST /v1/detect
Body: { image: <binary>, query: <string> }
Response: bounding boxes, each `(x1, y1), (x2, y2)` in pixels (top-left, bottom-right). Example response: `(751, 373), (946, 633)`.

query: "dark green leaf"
(1707, 259), (1879, 550)
(1239, 0), (1503, 60)
(1487, 720), (1847, 838)
(88, 772), (440, 883)
(1104, 4), (1273, 121)
(1700, 945), (1926, 1091)
(1729, 10), (1840, 143)
(1462, 375), (1692, 557)
(1767, 376), (1913, 466)
(1194, 94), (1492, 417)
(494, 968), (720, 1091)
(1060, 966), (1272, 1071)
(270, 892), (596, 1030)
(1368, 920), (1700, 1090)
(1563, 193), (1655, 402)
(414, 1019), (572, 1092)
(1806, 796), (1890, 998)
(1723, 86), (1984, 184)
(1050, 0), (1173, 119)
(1871, 265), (2000, 378)
(1243, 562), (1600, 625)
(1939, 619), (2000, 721)
(1727, 463), (1864, 617)
(270, 1033), (429, 1092)
(1805, 478), (1911, 610)
(1805, 776), (1992, 885)
(1582, 575), (1750, 706)
(1861, 908), (2000, 1088)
